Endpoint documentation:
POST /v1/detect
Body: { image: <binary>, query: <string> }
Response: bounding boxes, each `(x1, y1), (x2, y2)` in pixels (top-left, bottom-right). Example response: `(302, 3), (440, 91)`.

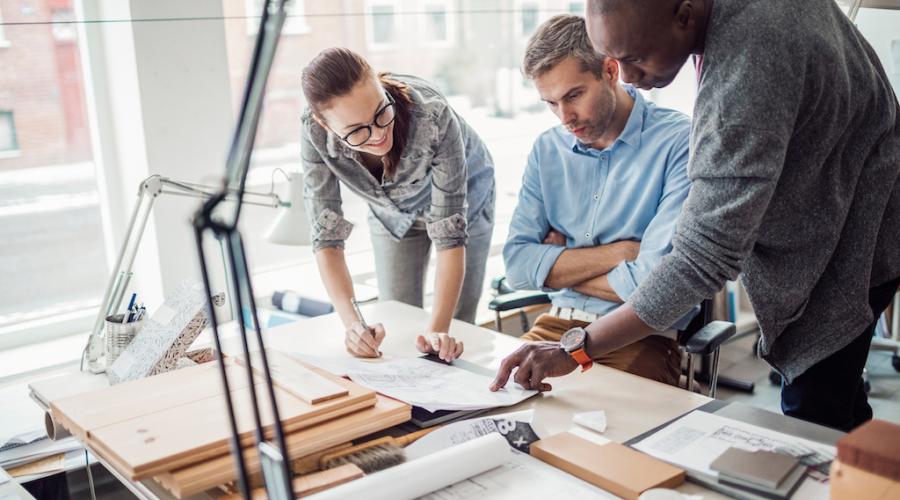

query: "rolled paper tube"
(309, 432), (509, 500)
(45, 411), (71, 441)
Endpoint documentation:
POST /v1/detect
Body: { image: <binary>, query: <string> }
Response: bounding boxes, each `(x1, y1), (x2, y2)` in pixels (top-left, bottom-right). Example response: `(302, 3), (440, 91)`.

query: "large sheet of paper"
(409, 410), (617, 500)
(310, 433), (510, 500)
(0, 384), (45, 451)
(632, 410), (834, 498)
(299, 355), (536, 412)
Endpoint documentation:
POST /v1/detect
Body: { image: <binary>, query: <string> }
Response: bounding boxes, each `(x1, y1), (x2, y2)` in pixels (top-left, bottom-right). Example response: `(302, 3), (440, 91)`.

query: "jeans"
(369, 203), (494, 325)
(781, 276), (900, 431)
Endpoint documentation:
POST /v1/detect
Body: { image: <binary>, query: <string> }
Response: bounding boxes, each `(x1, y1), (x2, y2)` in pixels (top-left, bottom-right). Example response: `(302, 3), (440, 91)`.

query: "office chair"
(488, 277), (737, 398)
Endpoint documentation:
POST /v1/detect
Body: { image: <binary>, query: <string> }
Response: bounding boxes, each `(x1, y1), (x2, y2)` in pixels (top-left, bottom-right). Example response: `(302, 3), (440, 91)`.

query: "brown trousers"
(522, 313), (682, 386)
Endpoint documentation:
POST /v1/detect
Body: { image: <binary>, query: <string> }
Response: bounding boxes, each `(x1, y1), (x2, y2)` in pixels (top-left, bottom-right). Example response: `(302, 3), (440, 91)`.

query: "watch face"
(560, 327), (586, 352)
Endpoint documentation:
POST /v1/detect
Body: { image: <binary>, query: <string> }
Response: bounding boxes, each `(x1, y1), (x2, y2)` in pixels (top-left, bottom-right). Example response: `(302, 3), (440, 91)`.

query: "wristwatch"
(560, 326), (593, 372)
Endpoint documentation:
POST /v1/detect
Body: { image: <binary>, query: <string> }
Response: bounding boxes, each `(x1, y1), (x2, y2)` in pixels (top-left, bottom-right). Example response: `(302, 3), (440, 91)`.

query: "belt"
(547, 305), (679, 340)
(548, 306), (601, 322)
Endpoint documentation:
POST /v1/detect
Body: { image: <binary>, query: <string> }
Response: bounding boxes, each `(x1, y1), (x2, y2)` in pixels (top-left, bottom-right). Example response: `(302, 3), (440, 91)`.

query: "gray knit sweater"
(629, 0), (900, 382)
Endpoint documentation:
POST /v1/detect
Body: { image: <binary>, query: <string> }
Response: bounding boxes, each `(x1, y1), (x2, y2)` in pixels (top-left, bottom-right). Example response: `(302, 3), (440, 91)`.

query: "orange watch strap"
(571, 348), (592, 372)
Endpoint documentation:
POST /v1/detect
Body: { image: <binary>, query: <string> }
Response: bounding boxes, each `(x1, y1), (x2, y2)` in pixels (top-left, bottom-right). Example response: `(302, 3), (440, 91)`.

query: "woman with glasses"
(300, 48), (496, 361)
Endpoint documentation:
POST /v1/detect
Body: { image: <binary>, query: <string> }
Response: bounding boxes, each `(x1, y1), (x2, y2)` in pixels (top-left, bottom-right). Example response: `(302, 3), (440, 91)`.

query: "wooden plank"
(87, 368), (375, 479)
(50, 361), (249, 442)
(155, 395), (411, 498)
(234, 351), (348, 404)
(219, 463), (364, 500)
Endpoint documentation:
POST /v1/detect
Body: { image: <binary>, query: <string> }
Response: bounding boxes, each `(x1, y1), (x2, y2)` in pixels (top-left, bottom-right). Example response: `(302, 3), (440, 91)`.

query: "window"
(367, 0), (400, 49)
(0, 111), (17, 153)
(0, 0), (108, 350)
(421, 1), (455, 47)
(245, 0), (309, 35)
(0, 3), (9, 47)
(520, 2), (540, 37)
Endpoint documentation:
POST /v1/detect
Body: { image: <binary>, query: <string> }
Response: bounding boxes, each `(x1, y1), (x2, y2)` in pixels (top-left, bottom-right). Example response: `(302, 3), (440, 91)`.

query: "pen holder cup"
(105, 314), (143, 365)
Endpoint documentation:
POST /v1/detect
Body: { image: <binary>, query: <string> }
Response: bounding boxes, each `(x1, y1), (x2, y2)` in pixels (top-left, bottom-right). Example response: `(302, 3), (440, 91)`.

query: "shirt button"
(593, 194), (599, 200)
(585, 233), (591, 238)
(599, 155), (607, 161)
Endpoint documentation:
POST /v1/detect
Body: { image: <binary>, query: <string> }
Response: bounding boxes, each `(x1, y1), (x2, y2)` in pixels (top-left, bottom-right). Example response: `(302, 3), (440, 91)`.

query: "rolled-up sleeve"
(426, 106), (469, 250)
(502, 144), (566, 291)
(607, 132), (691, 302)
(301, 125), (352, 251)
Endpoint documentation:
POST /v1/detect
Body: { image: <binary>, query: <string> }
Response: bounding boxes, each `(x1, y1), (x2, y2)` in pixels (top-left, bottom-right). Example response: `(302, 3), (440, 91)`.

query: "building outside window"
(520, 2), (540, 37)
(421, 0), (454, 47)
(0, 111), (17, 153)
(0, 4), (9, 47)
(367, 0), (400, 50)
(0, 0), (108, 351)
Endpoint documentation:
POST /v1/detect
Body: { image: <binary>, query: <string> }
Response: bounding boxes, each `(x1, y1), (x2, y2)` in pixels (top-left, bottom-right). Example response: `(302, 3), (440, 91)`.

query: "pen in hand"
(351, 299), (382, 357)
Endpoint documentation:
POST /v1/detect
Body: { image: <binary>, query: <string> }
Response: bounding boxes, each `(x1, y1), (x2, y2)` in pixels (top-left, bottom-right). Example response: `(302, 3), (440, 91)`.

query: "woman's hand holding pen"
(416, 332), (464, 362)
(345, 321), (385, 358)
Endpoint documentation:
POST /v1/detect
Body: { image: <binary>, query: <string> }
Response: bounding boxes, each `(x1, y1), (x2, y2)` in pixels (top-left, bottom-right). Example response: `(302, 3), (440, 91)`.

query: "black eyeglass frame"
(339, 93), (396, 147)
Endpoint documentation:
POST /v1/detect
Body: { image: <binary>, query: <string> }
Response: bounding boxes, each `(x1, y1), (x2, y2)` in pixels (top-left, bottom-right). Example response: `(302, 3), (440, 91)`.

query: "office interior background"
(1, 0), (899, 429)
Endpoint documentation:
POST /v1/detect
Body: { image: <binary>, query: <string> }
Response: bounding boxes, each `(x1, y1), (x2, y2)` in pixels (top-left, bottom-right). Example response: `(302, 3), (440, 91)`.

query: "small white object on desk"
(639, 488), (700, 500)
(573, 410), (607, 433)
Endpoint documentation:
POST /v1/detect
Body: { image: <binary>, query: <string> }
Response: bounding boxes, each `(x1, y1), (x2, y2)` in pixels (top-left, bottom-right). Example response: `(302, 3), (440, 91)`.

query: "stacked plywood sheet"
(50, 351), (411, 498)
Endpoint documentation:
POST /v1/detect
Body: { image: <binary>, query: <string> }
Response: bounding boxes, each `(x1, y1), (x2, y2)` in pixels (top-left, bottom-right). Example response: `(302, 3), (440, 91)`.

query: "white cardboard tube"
(45, 411), (71, 440)
(310, 432), (509, 500)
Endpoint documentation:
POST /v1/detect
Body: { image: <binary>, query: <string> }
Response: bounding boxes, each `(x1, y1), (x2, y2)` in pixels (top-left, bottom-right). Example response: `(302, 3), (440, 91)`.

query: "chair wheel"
(892, 354), (900, 373)
(768, 370), (782, 385)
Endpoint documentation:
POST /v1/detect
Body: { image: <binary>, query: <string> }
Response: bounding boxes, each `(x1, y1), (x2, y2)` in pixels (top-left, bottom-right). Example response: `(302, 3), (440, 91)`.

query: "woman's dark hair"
(301, 47), (412, 179)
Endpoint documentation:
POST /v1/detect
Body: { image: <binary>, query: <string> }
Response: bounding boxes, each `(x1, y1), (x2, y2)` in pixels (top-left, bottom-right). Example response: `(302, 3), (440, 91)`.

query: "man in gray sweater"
(490, 0), (900, 432)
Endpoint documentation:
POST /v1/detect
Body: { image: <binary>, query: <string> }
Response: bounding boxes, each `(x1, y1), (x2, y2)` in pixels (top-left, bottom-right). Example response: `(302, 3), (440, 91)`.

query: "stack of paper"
(632, 410), (834, 499)
(298, 354), (536, 413)
(0, 385), (82, 473)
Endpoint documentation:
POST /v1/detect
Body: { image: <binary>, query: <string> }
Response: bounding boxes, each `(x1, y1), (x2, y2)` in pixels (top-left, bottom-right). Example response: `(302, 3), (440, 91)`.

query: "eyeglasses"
(340, 94), (396, 147)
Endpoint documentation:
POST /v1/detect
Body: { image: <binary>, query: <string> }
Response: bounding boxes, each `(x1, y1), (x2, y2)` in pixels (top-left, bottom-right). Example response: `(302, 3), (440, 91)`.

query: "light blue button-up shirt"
(503, 86), (697, 330)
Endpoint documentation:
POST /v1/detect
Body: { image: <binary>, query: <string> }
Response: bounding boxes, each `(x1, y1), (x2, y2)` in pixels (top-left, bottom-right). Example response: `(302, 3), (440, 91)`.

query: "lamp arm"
(82, 179), (158, 372)
(81, 172), (288, 373)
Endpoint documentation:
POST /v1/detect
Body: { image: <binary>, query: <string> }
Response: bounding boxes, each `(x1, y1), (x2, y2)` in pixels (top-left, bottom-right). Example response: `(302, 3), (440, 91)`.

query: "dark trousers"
(781, 276), (900, 432)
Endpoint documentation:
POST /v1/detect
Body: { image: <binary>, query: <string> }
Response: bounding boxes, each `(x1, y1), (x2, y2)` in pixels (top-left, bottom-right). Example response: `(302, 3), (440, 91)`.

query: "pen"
(350, 298), (382, 356)
(124, 293), (138, 323)
(350, 299), (369, 331)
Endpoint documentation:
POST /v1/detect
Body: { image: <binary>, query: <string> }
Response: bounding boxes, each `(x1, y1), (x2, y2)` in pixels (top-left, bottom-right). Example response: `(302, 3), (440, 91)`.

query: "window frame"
(418, 0), (455, 48)
(0, 110), (20, 157)
(516, 0), (542, 40)
(366, 0), (402, 51)
(0, 3), (10, 47)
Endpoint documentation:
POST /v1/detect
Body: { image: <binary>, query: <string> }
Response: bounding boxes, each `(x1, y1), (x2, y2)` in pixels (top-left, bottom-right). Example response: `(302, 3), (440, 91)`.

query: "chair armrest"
(682, 320), (737, 356)
(488, 290), (552, 312)
(491, 276), (516, 295)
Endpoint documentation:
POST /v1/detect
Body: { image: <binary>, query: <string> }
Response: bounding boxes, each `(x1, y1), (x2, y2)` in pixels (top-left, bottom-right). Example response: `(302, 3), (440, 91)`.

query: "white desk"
(57, 301), (840, 499)
(256, 300), (712, 444)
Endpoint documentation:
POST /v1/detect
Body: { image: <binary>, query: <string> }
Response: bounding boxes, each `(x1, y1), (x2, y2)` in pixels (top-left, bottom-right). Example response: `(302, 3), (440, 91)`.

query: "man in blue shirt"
(503, 14), (693, 386)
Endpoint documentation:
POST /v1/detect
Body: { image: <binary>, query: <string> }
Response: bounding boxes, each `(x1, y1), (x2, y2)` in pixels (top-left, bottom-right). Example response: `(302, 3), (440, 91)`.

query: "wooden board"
(219, 463), (364, 500)
(85, 365), (375, 479)
(235, 351), (348, 404)
(155, 395), (411, 498)
(50, 361), (246, 442)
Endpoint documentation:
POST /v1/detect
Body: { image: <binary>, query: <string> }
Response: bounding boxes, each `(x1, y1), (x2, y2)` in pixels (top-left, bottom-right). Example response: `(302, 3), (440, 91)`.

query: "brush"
(318, 427), (439, 474)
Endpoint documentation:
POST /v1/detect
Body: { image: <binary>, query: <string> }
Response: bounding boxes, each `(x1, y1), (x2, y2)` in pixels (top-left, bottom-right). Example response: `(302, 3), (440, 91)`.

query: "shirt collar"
(326, 128), (349, 158)
(569, 84), (645, 154)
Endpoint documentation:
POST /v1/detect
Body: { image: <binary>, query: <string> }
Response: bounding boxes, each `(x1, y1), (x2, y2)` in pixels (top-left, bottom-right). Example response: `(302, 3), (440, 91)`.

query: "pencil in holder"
(105, 314), (143, 365)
